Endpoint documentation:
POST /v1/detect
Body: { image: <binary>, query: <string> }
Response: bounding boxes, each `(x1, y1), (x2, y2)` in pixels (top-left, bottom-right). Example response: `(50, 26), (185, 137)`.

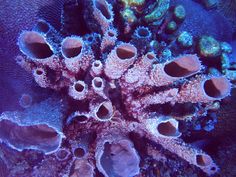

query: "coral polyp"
(1, 0), (236, 176)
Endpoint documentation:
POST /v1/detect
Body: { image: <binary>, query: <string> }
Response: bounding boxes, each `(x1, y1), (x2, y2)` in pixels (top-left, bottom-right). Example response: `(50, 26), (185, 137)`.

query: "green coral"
(225, 69), (236, 80)
(144, 0), (170, 23)
(121, 8), (137, 24)
(166, 21), (177, 33)
(174, 5), (186, 21)
(221, 42), (232, 54)
(208, 67), (221, 76)
(177, 31), (193, 48)
(221, 53), (231, 71)
(199, 36), (221, 57)
(120, 0), (145, 7)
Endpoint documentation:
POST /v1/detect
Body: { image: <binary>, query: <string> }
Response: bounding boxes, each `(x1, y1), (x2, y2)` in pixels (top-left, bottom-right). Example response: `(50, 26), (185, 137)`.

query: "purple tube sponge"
(96, 138), (140, 177)
(0, 97), (67, 154)
(55, 148), (71, 161)
(19, 93), (33, 108)
(18, 31), (54, 59)
(131, 26), (152, 52)
(70, 159), (94, 177)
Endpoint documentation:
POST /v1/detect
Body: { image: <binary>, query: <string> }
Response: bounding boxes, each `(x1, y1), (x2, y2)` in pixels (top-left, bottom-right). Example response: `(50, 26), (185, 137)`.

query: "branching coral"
(0, 0), (234, 176)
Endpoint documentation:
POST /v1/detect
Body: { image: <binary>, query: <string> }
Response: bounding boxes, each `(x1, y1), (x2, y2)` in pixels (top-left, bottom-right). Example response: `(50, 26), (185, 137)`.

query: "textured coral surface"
(0, 0), (236, 177)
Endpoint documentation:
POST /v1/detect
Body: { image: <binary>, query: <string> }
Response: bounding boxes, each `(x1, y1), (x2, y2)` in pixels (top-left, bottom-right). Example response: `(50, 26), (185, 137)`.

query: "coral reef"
(0, 0), (236, 176)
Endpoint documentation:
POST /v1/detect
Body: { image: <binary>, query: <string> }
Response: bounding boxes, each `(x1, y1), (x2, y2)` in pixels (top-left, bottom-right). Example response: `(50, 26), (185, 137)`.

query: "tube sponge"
(178, 76), (231, 103)
(92, 0), (114, 33)
(150, 54), (202, 86)
(144, 116), (181, 138)
(61, 36), (94, 73)
(33, 19), (61, 45)
(90, 60), (103, 77)
(66, 111), (90, 125)
(131, 26), (151, 52)
(19, 93), (33, 108)
(95, 138), (140, 177)
(68, 80), (88, 100)
(18, 31), (54, 59)
(104, 43), (137, 79)
(133, 26), (151, 39)
(100, 27), (118, 52)
(136, 88), (179, 109)
(142, 118), (219, 175)
(33, 19), (51, 34)
(18, 31), (61, 70)
(90, 99), (114, 122)
(122, 52), (156, 89)
(0, 97), (67, 154)
(91, 77), (106, 98)
(32, 67), (50, 88)
(70, 159), (94, 177)
(55, 148), (71, 161)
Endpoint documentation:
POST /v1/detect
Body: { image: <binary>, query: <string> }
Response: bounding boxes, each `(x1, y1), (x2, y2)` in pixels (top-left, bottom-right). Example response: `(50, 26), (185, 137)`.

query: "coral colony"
(0, 0), (235, 176)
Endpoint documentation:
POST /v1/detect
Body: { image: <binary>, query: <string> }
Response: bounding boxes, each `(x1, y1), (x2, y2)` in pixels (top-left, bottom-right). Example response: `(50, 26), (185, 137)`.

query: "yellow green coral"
(121, 8), (137, 24)
(120, 0), (145, 7)
(144, 0), (170, 23)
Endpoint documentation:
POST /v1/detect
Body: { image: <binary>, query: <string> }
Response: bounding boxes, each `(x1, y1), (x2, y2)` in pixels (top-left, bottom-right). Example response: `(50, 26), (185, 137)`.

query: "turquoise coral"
(199, 35), (221, 57)
(177, 31), (193, 48)
(166, 21), (177, 33)
(173, 4), (186, 21)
